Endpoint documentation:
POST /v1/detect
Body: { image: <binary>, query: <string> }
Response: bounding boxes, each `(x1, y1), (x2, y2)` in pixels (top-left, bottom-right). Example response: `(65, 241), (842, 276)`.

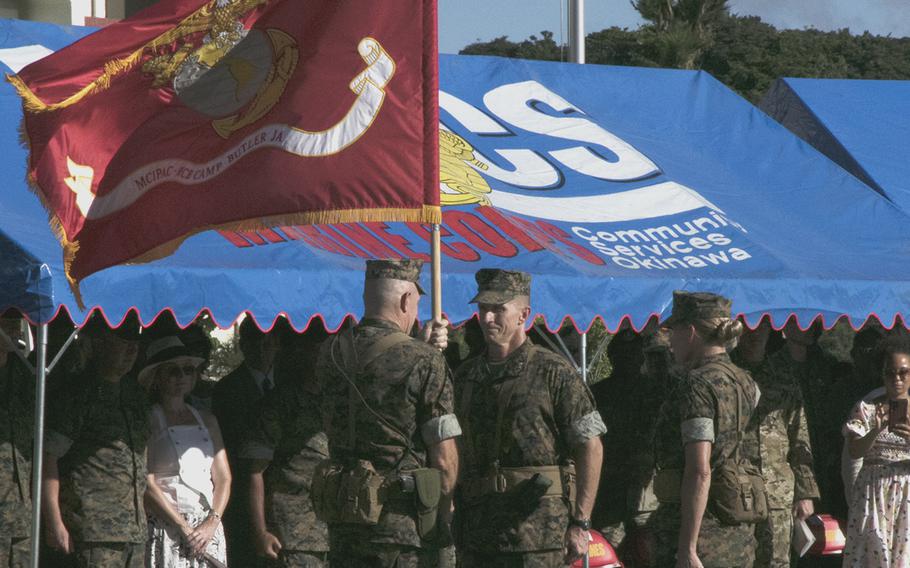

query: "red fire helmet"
(572, 529), (623, 568)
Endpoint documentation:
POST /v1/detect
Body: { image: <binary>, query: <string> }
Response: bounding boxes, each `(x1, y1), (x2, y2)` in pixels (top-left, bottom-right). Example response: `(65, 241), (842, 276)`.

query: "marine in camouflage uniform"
(43, 315), (148, 568)
(649, 292), (759, 568)
(318, 259), (460, 568)
(611, 328), (678, 568)
(735, 325), (820, 568)
(0, 315), (34, 568)
(776, 322), (850, 520)
(455, 269), (606, 567)
(590, 328), (646, 541)
(213, 317), (281, 568)
(591, 327), (676, 566)
(242, 334), (330, 568)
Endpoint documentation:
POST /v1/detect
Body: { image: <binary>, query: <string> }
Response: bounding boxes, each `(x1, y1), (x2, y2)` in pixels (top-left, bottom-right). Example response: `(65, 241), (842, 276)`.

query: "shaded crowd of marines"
(0, 259), (890, 567)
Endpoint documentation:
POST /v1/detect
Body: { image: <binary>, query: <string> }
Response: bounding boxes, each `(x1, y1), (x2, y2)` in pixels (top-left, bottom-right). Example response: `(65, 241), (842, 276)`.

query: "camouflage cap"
(469, 268), (531, 304)
(663, 291), (732, 327)
(365, 259), (426, 295)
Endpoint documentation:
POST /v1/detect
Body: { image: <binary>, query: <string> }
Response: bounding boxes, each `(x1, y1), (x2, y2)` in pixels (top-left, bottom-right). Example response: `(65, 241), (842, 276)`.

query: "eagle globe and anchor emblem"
(143, 3), (298, 139)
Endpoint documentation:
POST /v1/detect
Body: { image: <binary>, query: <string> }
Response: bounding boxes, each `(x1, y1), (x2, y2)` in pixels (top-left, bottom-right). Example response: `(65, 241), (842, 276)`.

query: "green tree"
(633, 0), (730, 69)
(461, 30), (562, 61)
(459, 13), (910, 103)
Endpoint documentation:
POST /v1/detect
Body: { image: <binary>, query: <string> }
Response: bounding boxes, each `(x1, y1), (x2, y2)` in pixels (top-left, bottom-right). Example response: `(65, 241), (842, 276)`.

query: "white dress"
(843, 397), (910, 567)
(146, 404), (227, 568)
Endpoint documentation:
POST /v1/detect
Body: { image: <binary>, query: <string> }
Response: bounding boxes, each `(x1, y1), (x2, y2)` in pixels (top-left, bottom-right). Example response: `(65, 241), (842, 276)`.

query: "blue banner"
(762, 77), (910, 213)
(2, 19), (910, 331)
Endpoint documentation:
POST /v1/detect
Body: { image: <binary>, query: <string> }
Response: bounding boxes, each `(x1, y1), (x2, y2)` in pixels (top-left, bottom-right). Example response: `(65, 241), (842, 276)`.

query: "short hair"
(363, 278), (413, 311)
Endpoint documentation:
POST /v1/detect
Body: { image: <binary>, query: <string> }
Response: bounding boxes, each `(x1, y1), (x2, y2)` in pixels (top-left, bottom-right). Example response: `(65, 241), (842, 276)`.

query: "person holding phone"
(843, 335), (910, 566)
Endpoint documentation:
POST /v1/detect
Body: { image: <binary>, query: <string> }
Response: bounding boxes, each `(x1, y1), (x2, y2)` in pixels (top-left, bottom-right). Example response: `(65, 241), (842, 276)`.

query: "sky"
(439, 0), (910, 54)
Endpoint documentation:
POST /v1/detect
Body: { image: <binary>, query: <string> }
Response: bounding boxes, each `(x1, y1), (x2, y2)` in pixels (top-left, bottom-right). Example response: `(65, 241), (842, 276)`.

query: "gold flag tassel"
(22, 171), (87, 309)
(131, 205), (443, 265)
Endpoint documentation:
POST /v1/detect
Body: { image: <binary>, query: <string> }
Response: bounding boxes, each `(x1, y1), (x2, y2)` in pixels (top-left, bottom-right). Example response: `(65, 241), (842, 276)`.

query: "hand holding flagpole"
(425, 224), (449, 351)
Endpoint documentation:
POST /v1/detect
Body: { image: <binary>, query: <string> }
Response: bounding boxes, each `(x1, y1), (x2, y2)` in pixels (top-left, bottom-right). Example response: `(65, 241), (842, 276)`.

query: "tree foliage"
(458, 6), (910, 102)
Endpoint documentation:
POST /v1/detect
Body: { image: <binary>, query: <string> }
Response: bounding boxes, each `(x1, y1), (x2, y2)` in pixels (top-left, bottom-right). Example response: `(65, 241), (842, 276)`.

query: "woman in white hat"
(141, 336), (231, 567)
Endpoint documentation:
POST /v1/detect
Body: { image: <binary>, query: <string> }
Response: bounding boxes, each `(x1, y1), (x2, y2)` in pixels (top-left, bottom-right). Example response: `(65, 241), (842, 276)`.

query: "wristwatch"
(569, 517), (591, 530)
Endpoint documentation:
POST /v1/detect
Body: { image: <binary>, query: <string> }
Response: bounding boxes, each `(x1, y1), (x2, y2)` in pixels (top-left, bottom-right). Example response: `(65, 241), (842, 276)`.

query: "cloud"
(729, 0), (910, 37)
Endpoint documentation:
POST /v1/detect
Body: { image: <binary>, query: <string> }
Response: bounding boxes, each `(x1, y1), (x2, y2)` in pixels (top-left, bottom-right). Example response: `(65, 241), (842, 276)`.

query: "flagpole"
(431, 224), (442, 322)
(569, 0), (585, 64)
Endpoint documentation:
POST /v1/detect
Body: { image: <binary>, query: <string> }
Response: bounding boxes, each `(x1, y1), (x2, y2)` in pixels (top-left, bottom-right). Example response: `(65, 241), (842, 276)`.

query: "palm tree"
(632, 0), (730, 69)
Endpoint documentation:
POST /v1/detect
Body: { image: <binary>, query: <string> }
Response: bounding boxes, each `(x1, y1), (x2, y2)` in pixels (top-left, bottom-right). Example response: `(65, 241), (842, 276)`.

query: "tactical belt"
(382, 471), (418, 499)
(461, 465), (574, 500)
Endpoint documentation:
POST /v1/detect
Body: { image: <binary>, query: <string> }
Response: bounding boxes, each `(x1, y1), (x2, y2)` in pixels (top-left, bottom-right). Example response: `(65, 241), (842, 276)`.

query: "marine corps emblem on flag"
(9, 0), (439, 303)
(142, 0), (300, 139)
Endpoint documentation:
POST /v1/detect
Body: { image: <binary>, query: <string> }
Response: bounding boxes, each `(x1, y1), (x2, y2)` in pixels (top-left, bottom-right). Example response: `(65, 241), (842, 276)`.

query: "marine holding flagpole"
(312, 258), (458, 568)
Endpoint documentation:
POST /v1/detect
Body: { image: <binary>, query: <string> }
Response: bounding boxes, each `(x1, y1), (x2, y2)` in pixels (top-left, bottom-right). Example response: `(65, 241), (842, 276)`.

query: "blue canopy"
(761, 77), (910, 211)
(2, 19), (910, 331)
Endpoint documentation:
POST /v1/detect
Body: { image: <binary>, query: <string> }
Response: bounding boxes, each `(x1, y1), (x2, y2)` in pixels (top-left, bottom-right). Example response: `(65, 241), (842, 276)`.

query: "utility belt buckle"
(492, 473), (508, 493)
(398, 472), (416, 493)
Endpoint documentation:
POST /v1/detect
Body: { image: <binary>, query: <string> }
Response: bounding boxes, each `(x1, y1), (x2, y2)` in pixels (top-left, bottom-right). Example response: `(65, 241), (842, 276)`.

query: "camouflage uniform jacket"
(242, 379), (329, 552)
(317, 318), (460, 548)
(0, 358), (34, 539)
(784, 348), (847, 453)
(776, 347), (847, 514)
(592, 368), (664, 528)
(454, 340), (606, 553)
(45, 369), (150, 543)
(654, 354), (758, 488)
(742, 350), (820, 509)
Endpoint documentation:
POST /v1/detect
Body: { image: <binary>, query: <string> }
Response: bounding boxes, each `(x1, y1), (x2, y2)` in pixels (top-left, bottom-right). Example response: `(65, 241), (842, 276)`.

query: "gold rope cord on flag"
(6, 0), (269, 113)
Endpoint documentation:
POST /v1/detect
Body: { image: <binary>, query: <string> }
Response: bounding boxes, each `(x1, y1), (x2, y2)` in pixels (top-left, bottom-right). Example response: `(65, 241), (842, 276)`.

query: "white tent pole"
(586, 332), (610, 377)
(46, 327), (79, 376)
(29, 323), (48, 568)
(580, 332), (588, 383)
(568, 0), (585, 64)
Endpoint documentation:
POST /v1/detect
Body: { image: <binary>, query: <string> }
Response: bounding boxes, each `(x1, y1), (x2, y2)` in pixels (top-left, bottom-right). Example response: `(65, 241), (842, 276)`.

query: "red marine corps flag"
(8, 0), (439, 303)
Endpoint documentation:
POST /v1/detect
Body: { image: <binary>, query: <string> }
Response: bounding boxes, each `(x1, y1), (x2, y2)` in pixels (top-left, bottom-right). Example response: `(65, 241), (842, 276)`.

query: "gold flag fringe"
(58, 205), (441, 311)
(130, 205), (443, 266)
(21, 162), (88, 308)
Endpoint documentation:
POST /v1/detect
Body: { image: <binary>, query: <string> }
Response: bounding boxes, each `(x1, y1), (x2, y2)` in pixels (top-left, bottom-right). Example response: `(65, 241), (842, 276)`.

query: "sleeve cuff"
(681, 417), (715, 443)
(567, 411), (607, 447)
(239, 442), (274, 461)
(44, 430), (73, 458)
(420, 414), (462, 446)
(844, 419), (869, 438)
(793, 468), (821, 500)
